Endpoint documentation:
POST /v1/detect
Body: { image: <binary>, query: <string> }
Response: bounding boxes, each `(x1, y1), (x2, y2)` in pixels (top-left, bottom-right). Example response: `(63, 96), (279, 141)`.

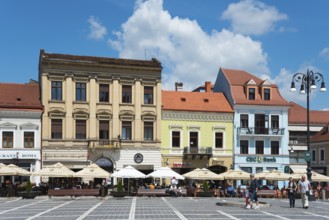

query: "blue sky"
(0, 0), (328, 110)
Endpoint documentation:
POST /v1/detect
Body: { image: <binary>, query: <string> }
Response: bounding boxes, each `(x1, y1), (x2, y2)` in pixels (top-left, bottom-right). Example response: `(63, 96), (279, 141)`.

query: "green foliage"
(26, 180), (32, 193)
(117, 179), (123, 192)
(203, 181), (210, 192)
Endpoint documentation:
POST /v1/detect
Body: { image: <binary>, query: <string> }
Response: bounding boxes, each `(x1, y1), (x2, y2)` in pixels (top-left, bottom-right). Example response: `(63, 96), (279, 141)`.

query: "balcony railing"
(88, 139), (121, 149)
(238, 127), (285, 135)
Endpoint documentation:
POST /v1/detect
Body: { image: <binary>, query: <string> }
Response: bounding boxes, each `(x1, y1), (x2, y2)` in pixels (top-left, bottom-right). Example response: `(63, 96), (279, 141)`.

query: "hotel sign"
(246, 156), (276, 163)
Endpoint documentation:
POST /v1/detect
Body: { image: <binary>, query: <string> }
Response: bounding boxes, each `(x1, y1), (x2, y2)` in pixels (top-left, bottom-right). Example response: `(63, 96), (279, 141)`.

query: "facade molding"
(162, 112), (233, 122)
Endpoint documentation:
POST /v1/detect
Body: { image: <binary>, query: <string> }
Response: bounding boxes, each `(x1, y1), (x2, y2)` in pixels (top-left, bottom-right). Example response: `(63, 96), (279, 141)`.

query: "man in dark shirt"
(248, 174), (259, 209)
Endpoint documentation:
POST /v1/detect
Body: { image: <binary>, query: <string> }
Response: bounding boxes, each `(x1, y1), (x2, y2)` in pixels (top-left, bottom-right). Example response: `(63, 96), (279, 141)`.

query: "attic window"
(181, 98), (186, 102)
(248, 88), (255, 100)
(203, 99), (209, 103)
(16, 98), (22, 101)
(264, 88), (271, 100)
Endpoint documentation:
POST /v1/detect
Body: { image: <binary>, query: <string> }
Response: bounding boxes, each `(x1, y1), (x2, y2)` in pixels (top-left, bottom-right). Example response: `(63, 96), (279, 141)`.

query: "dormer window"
(248, 88), (255, 100)
(264, 88), (271, 100)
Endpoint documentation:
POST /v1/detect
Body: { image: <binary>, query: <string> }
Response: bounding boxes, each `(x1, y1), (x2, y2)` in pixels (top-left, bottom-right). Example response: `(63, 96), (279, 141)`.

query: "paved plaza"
(0, 196), (328, 220)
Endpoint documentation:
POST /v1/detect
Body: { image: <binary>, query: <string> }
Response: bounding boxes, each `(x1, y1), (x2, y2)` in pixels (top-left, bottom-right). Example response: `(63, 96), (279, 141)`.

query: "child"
(245, 186), (250, 209)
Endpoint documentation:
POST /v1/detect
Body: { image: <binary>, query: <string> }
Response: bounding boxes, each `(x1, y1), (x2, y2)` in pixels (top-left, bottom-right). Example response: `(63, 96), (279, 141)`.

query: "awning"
(290, 165), (307, 173)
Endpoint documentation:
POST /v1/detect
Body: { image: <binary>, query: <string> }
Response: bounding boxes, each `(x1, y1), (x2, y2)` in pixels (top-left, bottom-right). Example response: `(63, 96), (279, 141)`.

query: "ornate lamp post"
(290, 69), (326, 181)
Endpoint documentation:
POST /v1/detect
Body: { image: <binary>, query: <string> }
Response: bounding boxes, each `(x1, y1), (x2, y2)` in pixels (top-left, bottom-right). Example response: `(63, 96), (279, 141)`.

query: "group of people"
(245, 174), (313, 209)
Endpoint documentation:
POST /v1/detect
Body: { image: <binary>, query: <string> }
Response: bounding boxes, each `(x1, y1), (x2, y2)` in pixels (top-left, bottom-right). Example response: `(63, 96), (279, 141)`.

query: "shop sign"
(0, 151), (40, 159)
(246, 156), (276, 163)
(173, 162), (192, 168)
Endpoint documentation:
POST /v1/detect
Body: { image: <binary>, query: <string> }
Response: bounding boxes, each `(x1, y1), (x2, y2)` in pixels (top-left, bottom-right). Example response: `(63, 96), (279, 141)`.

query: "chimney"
(205, 81), (212, 93)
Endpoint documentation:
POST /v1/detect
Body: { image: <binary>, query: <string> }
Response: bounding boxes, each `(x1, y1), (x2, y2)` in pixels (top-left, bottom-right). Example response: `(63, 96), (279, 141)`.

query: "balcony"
(238, 127), (285, 136)
(88, 139), (121, 149)
(183, 147), (212, 159)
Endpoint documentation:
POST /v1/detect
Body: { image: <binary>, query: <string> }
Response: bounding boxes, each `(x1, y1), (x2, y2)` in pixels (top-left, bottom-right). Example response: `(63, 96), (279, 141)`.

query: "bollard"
(322, 190), (326, 200)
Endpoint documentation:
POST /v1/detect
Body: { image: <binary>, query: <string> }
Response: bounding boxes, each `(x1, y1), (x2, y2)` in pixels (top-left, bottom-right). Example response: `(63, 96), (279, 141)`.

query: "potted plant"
(111, 179), (128, 197)
(18, 180), (39, 199)
(198, 181), (213, 197)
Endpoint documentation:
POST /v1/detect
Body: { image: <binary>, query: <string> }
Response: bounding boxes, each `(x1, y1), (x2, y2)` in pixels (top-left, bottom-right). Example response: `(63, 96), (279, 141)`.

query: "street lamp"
(290, 69), (326, 181)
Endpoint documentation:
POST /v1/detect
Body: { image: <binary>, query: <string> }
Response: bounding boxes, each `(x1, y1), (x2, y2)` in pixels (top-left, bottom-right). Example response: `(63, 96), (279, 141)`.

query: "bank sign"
(246, 156), (276, 163)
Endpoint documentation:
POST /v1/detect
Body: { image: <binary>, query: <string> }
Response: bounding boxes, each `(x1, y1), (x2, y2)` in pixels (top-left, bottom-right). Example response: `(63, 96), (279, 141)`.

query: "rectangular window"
(320, 149), (325, 161)
(24, 132), (34, 148)
(190, 132), (198, 148)
(51, 81), (62, 100)
(264, 88), (271, 100)
(312, 150), (316, 162)
(76, 120), (86, 139)
(172, 131), (180, 147)
(51, 119), (62, 139)
(2, 132), (13, 148)
(122, 121), (132, 140)
(144, 122), (153, 141)
(271, 141), (279, 155)
(271, 115), (279, 129)
(248, 88), (255, 100)
(99, 84), (109, 102)
(215, 132), (223, 148)
(240, 114), (249, 128)
(122, 85), (132, 103)
(99, 120), (109, 140)
(255, 114), (267, 134)
(144, 86), (154, 104)
(240, 140), (249, 154)
(256, 140), (264, 154)
(76, 82), (86, 101)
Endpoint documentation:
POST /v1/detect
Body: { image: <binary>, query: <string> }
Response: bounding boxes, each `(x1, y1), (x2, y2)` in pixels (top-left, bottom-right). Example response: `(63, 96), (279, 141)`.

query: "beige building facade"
(39, 50), (162, 176)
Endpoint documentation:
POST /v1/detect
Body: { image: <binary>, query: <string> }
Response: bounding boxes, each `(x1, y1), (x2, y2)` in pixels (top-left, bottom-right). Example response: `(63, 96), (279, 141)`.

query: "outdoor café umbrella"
(291, 171), (329, 182)
(74, 163), (110, 179)
(183, 168), (223, 180)
(264, 170), (290, 181)
(146, 167), (185, 180)
(32, 162), (75, 177)
(0, 163), (17, 175)
(111, 165), (146, 178)
(255, 170), (271, 179)
(219, 169), (251, 180)
(7, 164), (31, 176)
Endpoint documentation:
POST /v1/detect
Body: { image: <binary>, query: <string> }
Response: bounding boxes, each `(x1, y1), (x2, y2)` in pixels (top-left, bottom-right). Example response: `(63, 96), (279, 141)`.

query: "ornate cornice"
(162, 112), (233, 122)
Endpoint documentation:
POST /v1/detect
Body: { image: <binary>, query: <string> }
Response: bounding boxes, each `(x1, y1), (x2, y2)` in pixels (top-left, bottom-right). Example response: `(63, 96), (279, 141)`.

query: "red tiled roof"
(311, 125), (329, 142)
(221, 68), (291, 106)
(0, 83), (43, 110)
(40, 49), (162, 68)
(162, 90), (233, 113)
(289, 102), (329, 125)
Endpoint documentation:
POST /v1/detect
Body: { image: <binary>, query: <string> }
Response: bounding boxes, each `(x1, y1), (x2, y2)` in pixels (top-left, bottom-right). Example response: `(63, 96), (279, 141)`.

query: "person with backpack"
(286, 177), (297, 208)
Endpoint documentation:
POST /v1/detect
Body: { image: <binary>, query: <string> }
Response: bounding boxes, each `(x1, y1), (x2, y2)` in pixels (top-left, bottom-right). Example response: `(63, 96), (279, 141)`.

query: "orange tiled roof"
(311, 125), (329, 142)
(221, 68), (291, 106)
(289, 102), (329, 125)
(162, 90), (233, 113)
(0, 83), (43, 111)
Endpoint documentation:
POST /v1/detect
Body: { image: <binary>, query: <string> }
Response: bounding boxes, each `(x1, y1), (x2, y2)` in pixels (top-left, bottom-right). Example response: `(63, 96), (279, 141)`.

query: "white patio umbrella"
(32, 162), (75, 177)
(7, 164), (31, 176)
(291, 171), (329, 182)
(219, 169), (251, 180)
(111, 165), (146, 178)
(264, 170), (290, 181)
(183, 168), (223, 180)
(146, 167), (185, 180)
(0, 163), (17, 175)
(74, 163), (110, 179)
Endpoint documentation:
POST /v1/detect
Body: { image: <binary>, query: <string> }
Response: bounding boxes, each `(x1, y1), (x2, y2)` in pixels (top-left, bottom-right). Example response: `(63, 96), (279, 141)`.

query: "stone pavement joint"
(26, 200), (74, 220)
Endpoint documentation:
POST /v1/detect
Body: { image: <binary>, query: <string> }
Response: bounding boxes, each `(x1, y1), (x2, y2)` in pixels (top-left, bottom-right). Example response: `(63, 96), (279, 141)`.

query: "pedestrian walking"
(286, 177), (297, 208)
(248, 174), (259, 209)
(298, 174), (312, 209)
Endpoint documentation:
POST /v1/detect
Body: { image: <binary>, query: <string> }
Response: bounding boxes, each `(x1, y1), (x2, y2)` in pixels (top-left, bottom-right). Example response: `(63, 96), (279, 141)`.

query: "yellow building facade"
(39, 50), (162, 175)
(161, 89), (234, 174)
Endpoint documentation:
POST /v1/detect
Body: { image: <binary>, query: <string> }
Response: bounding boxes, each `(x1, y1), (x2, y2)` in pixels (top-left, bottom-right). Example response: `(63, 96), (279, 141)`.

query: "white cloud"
(108, 0), (269, 90)
(319, 47), (329, 60)
(221, 0), (288, 35)
(88, 16), (107, 40)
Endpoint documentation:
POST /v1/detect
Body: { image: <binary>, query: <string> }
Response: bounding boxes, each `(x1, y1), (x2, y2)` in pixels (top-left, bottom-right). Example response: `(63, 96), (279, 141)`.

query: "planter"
(198, 191), (213, 197)
(18, 191), (40, 199)
(111, 191), (129, 197)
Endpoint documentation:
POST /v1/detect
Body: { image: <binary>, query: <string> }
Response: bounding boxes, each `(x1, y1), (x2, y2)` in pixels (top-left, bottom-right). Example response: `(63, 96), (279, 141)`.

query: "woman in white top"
(298, 174), (312, 209)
